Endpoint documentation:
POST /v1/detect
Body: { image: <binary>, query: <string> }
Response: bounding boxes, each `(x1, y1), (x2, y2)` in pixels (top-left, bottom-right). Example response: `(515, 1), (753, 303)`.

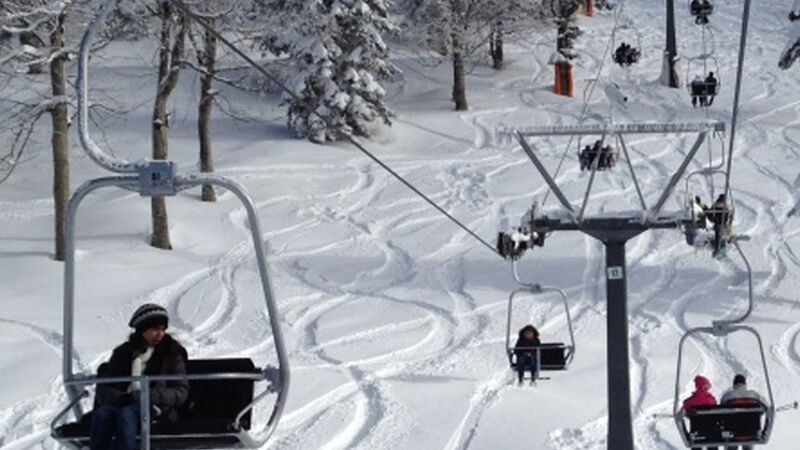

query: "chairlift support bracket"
(502, 120), (727, 450)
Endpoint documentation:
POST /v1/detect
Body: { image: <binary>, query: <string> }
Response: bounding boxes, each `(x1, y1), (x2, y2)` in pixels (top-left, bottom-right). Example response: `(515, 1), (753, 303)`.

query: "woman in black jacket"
(514, 324), (541, 385)
(90, 304), (189, 450)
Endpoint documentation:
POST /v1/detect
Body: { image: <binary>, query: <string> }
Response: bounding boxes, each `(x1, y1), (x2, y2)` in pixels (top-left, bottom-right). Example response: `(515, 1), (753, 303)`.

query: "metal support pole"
(604, 239), (634, 450)
(140, 381), (151, 450)
(662, 0), (680, 87)
(647, 131), (707, 221)
(517, 132), (576, 214)
(724, 0), (753, 196)
(617, 135), (648, 210)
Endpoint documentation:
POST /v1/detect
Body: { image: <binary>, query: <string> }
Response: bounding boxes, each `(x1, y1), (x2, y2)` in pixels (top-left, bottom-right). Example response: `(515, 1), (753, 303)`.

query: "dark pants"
(713, 224), (723, 256)
(90, 404), (139, 450)
(691, 447), (718, 450)
(516, 354), (537, 382)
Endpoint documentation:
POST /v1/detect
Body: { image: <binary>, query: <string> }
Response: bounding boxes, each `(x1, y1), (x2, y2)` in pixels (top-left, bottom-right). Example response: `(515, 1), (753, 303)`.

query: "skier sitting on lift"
(600, 144), (615, 169)
(704, 72), (718, 105)
(90, 304), (189, 450)
(691, 75), (708, 107)
(707, 194), (731, 257)
(693, 196), (709, 227)
(514, 324), (541, 385)
(580, 144), (593, 170)
(720, 374), (765, 450)
(682, 375), (719, 450)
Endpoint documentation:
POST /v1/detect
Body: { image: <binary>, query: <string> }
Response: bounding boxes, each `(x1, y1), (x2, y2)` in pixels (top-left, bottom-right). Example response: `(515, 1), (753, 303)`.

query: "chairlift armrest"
(264, 365), (281, 394)
(50, 389), (89, 433)
(234, 389), (273, 429)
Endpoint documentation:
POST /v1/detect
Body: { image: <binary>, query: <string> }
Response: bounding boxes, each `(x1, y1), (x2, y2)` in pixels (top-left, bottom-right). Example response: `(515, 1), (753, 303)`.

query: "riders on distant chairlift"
(579, 140), (617, 171)
(685, 192), (732, 258)
(690, 0), (713, 25)
(614, 41), (641, 67)
(690, 71), (718, 107)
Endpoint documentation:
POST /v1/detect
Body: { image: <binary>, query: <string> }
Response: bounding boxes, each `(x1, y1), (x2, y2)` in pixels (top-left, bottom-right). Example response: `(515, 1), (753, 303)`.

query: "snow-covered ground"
(3, 1), (800, 449)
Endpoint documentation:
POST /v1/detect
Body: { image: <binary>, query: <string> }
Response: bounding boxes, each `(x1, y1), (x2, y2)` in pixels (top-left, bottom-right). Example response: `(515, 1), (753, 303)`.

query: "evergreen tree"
(260, 0), (396, 143)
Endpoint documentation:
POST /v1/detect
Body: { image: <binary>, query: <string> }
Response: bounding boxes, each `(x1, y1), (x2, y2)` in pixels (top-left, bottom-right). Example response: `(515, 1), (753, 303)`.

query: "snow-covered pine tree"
(259, 0), (396, 143)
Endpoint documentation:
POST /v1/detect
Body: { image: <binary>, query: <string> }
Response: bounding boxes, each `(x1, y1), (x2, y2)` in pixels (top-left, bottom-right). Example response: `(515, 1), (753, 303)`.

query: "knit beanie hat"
(733, 374), (746, 386)
(694, 375), (711, 391)
(129, 303), (169, 332)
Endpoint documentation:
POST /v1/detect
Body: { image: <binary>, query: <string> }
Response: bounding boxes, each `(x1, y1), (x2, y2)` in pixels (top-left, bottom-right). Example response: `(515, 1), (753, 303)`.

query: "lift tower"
(505, 120), (724, 449)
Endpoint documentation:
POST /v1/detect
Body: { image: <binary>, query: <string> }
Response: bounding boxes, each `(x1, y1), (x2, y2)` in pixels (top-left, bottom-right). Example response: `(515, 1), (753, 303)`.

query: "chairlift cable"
(166, 0), (502, 258)
(542, 0), (627, 208)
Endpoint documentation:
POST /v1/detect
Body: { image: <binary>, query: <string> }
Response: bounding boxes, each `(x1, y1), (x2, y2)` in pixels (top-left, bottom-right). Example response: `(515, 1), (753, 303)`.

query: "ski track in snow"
(4, 1), (800, 449)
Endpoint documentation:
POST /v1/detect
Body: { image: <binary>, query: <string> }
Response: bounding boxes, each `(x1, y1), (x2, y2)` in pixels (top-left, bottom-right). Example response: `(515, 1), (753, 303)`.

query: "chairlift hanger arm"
(77, 0), (145, 173)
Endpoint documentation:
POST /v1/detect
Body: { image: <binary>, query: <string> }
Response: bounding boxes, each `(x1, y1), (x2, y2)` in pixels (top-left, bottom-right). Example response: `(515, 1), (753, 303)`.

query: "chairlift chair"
(682, 170), (734, 253)
(504, 261), (576, 381)
(50, 1), (289, 448)
(686, 54), (721, 107)
(674, 241), (776, 447)
(673, 325), (775, 448)
(611, 24), (643, 67)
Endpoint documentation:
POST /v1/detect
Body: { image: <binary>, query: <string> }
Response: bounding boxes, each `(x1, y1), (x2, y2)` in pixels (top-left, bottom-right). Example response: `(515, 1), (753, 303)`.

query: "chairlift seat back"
(684, 403), (766, 445)
(53, 358), (259, 449)
(509, 342), (567, 370)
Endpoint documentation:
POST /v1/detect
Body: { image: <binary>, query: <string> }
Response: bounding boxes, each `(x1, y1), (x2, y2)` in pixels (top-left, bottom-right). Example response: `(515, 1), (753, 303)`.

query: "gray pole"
(604, 239), (634, 449)
(723, 0), (752, 196)
(661, 0), (680, 87)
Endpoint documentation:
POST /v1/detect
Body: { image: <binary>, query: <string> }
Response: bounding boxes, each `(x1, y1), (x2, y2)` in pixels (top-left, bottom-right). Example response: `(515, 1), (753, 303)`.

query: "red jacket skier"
(682, 375), (717, 409)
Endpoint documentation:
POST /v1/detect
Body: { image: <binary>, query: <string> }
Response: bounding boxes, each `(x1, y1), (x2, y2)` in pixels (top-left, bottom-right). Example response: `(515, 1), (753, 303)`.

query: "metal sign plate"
(607, 266), (624, 280)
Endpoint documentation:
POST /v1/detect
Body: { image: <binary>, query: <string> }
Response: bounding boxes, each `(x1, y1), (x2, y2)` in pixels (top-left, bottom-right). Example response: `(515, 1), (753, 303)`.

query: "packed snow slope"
(2, 1), (800, 449)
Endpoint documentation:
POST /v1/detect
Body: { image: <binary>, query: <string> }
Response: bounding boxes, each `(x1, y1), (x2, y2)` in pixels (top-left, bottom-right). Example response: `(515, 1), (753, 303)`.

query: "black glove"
(116, 390), (141, 406)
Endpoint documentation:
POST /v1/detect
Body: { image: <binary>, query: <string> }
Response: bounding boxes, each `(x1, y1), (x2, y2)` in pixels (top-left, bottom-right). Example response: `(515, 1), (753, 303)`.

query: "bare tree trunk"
(451, 31), (468, 111)
(490, 21), (504, 70)
(49, 12), (69, 261)
(198, 19), (217, 202)
(150, 1), (186, 250)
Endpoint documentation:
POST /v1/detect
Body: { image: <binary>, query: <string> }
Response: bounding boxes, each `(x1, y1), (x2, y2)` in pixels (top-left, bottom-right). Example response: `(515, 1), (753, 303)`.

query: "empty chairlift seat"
(53, 358), (260, 449)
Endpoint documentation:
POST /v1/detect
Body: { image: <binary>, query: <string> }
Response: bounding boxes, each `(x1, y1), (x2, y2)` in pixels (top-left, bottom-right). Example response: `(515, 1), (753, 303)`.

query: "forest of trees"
(0, 0), (579, 257)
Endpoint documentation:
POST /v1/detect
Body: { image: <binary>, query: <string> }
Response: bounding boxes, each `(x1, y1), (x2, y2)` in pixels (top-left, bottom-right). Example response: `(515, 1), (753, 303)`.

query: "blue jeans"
(516, 353), (538, 382)
(90, 404), (139, 450)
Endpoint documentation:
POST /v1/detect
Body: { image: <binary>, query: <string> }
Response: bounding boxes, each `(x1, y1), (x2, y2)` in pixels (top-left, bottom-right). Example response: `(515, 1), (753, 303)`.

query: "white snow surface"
(3, 1), (800, 449)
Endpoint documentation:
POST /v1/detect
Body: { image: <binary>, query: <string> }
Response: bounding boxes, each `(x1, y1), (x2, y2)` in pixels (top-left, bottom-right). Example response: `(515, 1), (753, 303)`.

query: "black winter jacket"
(96, 333), (189, 422)
(514, 325), (541, 357)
